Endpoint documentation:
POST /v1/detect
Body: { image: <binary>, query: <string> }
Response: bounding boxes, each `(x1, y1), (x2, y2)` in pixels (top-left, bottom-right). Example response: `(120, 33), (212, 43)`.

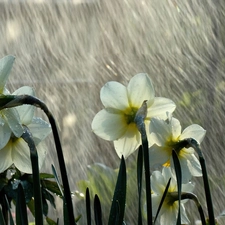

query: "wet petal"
(92, 109), (127, 141)
(13, 86), (35, 125)
(3, 108), (23, 137)
(170, 117), (181, 140)
(0, 55), (15, 92)
(0, 143), (13, 172)
(149, 144), (171, 166)
(149, 118), (171, 145)
(128, 73), (155, 108)
(151, 170), (165, 194)
(0, 122), (11, 149)
(147, 97), (176, 119)
(186, 154), (202, 177)
(161, 206), (177, 225)
(28, 117), (51, 145)
(11, 138), (32, 173)
(180, 124), (206, 143)
(100, 81), (129, 110)
(12, 138), (47, 174)
(35, 142), (48, 170)
(114, 123), (140, 158)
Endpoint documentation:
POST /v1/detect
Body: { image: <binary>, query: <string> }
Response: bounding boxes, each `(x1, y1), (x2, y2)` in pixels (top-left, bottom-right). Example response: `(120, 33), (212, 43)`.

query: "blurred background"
(0, 0), (225, 224)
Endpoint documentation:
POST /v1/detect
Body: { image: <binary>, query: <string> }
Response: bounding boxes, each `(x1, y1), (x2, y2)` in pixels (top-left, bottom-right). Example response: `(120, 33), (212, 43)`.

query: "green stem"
(176, 138), (215, 225)
(0, 95), (76, 225)
(22, 127), (43, 225)
(134, 101), (152, 225)
(137, 147), (143, 225)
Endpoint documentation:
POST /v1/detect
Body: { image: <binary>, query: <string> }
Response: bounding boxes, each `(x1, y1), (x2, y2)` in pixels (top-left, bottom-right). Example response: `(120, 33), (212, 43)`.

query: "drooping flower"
(92, 73), (176, 158)
(0, 55), (24, 149)
(0, 86), (52, 173)
(151, 167), (194, 225)
(149, 116), (206, 183)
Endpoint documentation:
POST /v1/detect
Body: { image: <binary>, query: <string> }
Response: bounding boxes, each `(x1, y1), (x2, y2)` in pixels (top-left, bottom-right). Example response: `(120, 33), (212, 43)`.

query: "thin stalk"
(186, 138), (215, 225)
(134, 101), (152, 225)
(22, 127), (43, 225)
(0, 95), (76, 225)
(137, 147), (143, 225)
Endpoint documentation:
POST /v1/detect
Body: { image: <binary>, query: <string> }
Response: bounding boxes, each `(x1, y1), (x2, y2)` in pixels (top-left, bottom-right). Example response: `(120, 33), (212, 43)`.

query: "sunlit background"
(0, 0), (225, 224)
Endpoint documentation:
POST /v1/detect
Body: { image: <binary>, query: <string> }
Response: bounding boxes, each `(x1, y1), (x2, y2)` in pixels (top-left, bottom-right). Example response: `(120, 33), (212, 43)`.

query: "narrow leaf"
(16, 183), (28, 225)
(154, 178), (171, 224)
(137, 146), (143, 225)
(94, 195), (102, 225)
(86, 188), (91, 225)
(108, 156), (126, 225)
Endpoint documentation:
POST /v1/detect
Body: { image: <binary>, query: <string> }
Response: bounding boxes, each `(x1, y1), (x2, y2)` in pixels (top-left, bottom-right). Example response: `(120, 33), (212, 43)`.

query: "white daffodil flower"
(0, 86), (52, 173)
(0, 55), (24, 149)
(91, 73), (176, 158)
(151, 167), (194, 225)
(149, 116), (206, 183)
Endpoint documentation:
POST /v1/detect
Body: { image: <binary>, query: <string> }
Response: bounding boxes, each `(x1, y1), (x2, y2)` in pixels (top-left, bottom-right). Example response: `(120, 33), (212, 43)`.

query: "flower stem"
(135, 101), (152, 225)
(186, 139), (215, 225)
(22, 127), (43, 225)
(0, 95), (76, 225)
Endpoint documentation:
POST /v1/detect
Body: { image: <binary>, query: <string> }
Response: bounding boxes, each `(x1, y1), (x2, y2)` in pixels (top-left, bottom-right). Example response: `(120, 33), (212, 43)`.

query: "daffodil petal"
(147, 97), (176, 119)
(0, 122), (11, 149)
(149, 144), (171, 166)
(177, 157), (192, 183)
(149, 118), (171, 145)
(28, 117), (52, 145)
(151, 170), (165, 194)
(0, 55), (15, 92)
(12, 138), (47, 174)
(11, 138), (32, 173)
(100, 81), (129, 110)
(180, 124), (206, 143)
(180, 204), (190, 224)
(113, 123), (140, 158)
(92, 109), (127, 141)
(161, 206), (177, 225)
(128, 73), (155, 108)
(3, 108), (23, 137)
(13, 86), (35, 125)
(170, 117), (182, 140)
(186, 153), (202, 177)
(35, 142), (48, 170)
(0, 142), (13, 173)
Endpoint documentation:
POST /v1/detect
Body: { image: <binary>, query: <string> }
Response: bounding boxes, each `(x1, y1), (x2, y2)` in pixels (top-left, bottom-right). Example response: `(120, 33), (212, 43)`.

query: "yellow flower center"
(124, 107), (138, 125)
(163, 135), (181, 167)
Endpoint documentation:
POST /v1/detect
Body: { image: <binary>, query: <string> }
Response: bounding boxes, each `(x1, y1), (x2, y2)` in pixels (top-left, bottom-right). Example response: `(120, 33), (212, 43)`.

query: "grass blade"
(16, 183), (28, 225)
(137, 146), (143, 225)
(86, 188), (91, 225)
(94, 195), (102, 225)
(108, 156), (126, 225)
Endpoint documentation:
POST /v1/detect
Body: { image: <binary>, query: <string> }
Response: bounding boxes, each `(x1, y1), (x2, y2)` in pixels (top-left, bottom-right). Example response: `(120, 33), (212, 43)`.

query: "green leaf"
(137, 146), (143, 225)
(39, 173), (55, 179)
(42, 188), (56, 209)
(42, 180), (63, 197)
(16, 183), (28, 225)
(4, 196), (15, 225)
(154, 178), (171, 224)
(86, 188), (91, 225)
(46, 217), (58, 225)
(94, 195), (102, 225)
(0, 178), (8, 191)
(108, 156), (126, 225)
(0, 206), (6, 225)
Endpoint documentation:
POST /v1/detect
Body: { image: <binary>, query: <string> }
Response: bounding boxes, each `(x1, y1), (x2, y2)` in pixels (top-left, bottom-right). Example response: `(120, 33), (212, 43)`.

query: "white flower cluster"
(92, 73), (206, 224)
(0, 55), (51, 174)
